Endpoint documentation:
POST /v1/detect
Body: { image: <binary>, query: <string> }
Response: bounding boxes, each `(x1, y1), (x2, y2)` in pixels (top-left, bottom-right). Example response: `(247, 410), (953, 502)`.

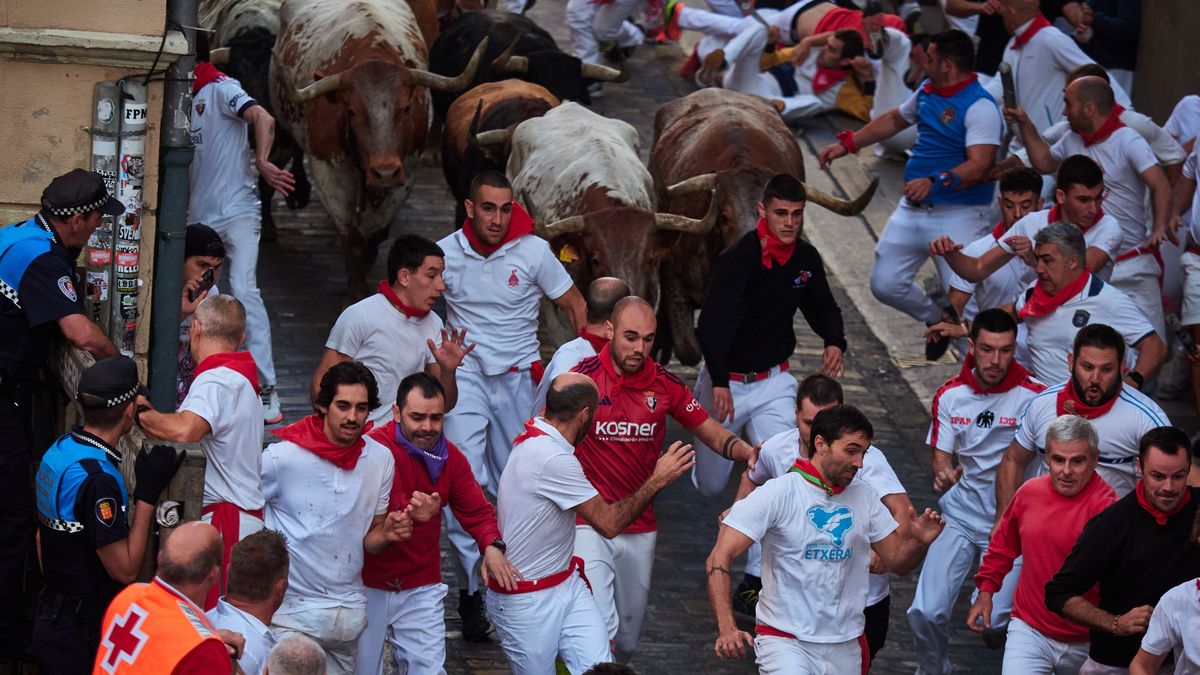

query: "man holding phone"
(178, 224), (226, 405)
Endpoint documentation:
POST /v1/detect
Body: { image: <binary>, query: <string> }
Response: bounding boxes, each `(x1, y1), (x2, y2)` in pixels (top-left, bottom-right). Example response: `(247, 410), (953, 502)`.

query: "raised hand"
(405, 491), (442, 523)
(427, 327), (476, 371)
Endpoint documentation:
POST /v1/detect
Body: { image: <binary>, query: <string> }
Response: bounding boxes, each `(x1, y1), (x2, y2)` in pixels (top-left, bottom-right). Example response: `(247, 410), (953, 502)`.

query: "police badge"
(1072, 310), (1090, 328)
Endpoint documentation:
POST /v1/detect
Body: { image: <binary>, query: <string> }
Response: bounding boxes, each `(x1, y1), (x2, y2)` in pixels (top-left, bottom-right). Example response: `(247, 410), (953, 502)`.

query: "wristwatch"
(1127, 371), (1145, 389)
(489, 538), (507, 554)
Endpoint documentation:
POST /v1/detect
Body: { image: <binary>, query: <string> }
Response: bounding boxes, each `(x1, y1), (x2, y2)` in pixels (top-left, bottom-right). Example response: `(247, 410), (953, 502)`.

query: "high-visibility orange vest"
(93, 578), (231, 675)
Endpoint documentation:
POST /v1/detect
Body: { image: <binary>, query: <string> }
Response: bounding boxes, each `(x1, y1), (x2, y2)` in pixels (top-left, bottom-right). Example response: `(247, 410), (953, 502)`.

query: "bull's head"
(489, 36), (630, 104)
(284, 38), (490, 190)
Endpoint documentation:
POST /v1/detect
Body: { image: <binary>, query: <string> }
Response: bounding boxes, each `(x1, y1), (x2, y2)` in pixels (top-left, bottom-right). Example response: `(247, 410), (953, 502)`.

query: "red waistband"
(487, 556), (590, 595)
(508, 361), (546, 385)
(755, 623), (796, 639)
(201, 503), (264, 519)
(729, 362), (789, 384)
(1116, 245), (1158, 262)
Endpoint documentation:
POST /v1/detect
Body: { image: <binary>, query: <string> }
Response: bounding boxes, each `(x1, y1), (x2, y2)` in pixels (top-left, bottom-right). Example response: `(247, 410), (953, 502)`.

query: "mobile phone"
(188, 267), (215, 303)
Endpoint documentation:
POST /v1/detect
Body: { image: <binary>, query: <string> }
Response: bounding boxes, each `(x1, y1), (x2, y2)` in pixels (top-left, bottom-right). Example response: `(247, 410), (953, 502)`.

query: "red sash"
(487, 556), (591, 594)
(201, 502), (265, 610)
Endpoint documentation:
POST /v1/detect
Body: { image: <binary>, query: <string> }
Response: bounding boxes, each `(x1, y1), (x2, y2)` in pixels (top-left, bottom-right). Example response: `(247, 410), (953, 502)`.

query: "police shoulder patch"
(95, 497), (117, 527)
(57, 276), (77, 302)
(1072, 309), (1090, 328)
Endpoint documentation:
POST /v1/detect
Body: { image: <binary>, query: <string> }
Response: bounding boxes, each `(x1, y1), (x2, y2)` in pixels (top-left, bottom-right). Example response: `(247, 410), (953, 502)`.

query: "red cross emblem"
(99, 602), (149, 673)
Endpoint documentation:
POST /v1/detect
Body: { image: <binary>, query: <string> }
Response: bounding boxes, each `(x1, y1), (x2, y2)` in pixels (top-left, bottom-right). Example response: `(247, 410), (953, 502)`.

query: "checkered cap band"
(77, 384), (138, 410)
(46, 195), (111, 218)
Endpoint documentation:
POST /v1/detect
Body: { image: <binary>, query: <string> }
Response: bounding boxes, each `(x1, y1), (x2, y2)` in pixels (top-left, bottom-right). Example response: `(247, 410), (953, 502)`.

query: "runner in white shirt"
(188, 58), (294, 424)
(908, 309), (1046, 675)
(731, 374), (914, 660)
(261, 361), (434, 674)
(205, 530), (289, 675)
(137, 294), (266, 609)
(312, 234), (472, 425)
(1010, 76), (1175, 340)
(1165, 93), (1200, 147)
(437, 171), (586, 639)
(1130, 576), (1200, 675)
(708, 405), (944, 673)
(488, 373), (695, 675)
(1170, 144), (1200, 427)
(530, 277), (629, 417)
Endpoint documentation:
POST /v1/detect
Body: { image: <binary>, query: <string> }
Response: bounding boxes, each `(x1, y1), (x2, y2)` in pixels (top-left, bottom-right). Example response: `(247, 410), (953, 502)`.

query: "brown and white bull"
(650, 89), (877, 364)
(269, 0), (487, 296)
(505, 101), (718, 345)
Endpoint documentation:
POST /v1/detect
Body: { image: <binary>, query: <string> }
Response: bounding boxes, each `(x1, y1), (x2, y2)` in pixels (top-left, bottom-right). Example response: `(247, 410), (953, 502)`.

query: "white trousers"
(1111, 252), (1166, 341)
(272, 606), (368, 675)
(356, 584), (448, 675)
(565, 0), (644, 65)
(691, 363), (798, 497)
(872, 202), (995, 324)
(573, 526), (656, 662)
(754, 635), (863, 675)
(206, 213), (276, 387)
(487, 574), (612, 675)
(444, 367), (534, 594)
(1003, 618), (1089, 675)
(907, 520), (1018, 675)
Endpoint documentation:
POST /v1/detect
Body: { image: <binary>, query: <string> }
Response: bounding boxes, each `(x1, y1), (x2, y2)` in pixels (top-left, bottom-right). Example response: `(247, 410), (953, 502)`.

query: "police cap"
(41, 169), (125, 219)
(76, 356), (146, 410)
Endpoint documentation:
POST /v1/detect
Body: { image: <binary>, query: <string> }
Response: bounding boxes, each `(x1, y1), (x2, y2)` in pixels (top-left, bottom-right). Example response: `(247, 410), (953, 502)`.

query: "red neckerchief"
(377, 280), (429, 319)
(1018, 271), (1089, 319)
(271, 414), (372, 471)
(757, 218), (796, 269)
(959, 354), (1031, 394)
(598, 343), (657, 390)
(193, 62), (226, 95)
(1055, 377), (1120, 419)
(1010, 13), (1051, 49)
(922, 74), (978, 97)
(788, 457), (845, 496)
(512, 418), (549, 446)
(1080, 110), (1127, 147)
(812, 67), (848, 94)
(1136, 481), (1192, 526)
(193, 351), (260, 393)
(1048, 204), (1104, 234)
(461, 202), (536, 257)
(990, 221), (1007, 240)
(580, 330), (609, 353)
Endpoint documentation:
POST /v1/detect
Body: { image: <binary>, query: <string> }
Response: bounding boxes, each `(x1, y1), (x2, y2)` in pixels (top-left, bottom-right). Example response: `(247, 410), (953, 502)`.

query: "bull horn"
(208, 47), (231, 65)
(539, 214), (587, 238)
(294, 71), (348, 103)
(473, 129), (510, 146)
(665, 173), (718, 199)
(580, 61), (629, 83)
(408, 36), (490, 92)
(654, 187), (721, 234)
(500, 55), (530, 74)
(490, 36), (520, 72)
(801, 175), (879, 216)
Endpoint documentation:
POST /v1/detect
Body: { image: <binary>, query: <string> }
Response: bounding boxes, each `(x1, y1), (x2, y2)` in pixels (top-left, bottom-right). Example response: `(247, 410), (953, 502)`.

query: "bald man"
(568, 297), (757, 662)
(489, 372), (695, 674)
(1011, 75), (1175, 343)
(94, 522), (242, 674)
(531, 277), (631, 417)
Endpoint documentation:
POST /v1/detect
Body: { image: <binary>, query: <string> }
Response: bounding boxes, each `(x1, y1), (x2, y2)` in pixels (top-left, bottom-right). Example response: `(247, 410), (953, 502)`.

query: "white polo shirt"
(1165, 94), (1200, 145)
(530, 336), (598, 417)
(1015, 381), (1169, 496)
(188, 76), (259, 226)
(927, 368), (1045, 541)
(1042, 110), (1186, 168)
(1183, 145), (1200, 244)
(206, 599), (275, 675)
(438, 230), (574, 376)
(1015, 274), (1156, 385)
(948, 233), (1033, 315)
(997, 207), (1123, 282)
(746, 428), (905, 606)
(262, 436), (393, 613)
(724, 473), (897, 642)
(1050, 127), (1159, 252)
(325, 292), (443, 424)
(180, 365), (265, 510)
(1140, 577), (1200, 675)
(496, 417), (598, 580)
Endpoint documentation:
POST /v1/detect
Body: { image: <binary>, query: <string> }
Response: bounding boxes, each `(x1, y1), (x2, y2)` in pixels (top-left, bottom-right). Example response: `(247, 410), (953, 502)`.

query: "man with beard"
(1045, 426), (1200, 672)
(357, 373), (518, 675)
(261, 362), (434, 673)
(908, 309), (1045, 675)
(488, 373), (696, 674)
(570, 297), (758, 662)
(708, 405), (945, 672)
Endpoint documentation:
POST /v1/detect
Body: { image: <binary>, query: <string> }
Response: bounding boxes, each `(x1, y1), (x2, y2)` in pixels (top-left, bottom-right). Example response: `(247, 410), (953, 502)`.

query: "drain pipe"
(148, 0), (197, 411)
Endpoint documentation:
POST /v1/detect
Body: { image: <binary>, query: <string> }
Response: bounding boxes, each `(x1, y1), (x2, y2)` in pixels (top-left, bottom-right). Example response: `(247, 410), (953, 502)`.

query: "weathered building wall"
(1131, 1), (1200, 124)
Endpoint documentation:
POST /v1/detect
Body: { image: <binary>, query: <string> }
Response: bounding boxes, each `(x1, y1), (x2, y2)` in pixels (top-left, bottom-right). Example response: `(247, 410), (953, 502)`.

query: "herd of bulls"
(200, 0), (877, 363)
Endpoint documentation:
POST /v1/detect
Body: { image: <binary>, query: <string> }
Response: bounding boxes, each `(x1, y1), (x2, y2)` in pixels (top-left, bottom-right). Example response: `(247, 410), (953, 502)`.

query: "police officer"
(30, 356), (183, 674)
(0, 169), (120, 666)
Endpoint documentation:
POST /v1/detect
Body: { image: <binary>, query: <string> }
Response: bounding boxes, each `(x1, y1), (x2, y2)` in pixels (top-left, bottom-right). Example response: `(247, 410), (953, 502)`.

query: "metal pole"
(113, 81), (148, 356)
(86, 82), (120, 334)
(148, 0), (197, 410)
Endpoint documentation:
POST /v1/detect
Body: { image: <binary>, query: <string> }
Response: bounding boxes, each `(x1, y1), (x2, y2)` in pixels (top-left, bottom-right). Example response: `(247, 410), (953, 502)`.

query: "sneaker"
(925, 305), (959, 362)
(679, 45), (701, 78)
(458, 589), (493, 643)
(697, 48), (725, 87)
(261, 386), (283, 424)
(587, 82), (604, 98)
(760, 47), (794, 71)
(732, 574), (762, 616)
(663, 0), (684, 42)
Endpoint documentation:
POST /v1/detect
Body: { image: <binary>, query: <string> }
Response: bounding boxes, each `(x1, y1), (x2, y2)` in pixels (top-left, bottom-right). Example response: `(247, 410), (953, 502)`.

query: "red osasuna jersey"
(571, 345), (709, 533)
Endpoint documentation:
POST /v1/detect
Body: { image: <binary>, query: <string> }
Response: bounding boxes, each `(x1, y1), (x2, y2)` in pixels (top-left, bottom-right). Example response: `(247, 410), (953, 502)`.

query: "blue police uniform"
(30, 429), (130, 675)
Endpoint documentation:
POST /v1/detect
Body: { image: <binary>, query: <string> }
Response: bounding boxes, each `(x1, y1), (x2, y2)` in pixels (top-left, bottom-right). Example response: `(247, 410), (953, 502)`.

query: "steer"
(270, 0), (487, 297)
(650, 88), (878, 364)
(505, 101), (718, 346)
(442, 79), (559, 225)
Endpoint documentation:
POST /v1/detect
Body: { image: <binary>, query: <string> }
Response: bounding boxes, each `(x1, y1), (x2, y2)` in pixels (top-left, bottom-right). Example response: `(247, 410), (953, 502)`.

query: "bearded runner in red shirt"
(570, 296), (757, 662)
